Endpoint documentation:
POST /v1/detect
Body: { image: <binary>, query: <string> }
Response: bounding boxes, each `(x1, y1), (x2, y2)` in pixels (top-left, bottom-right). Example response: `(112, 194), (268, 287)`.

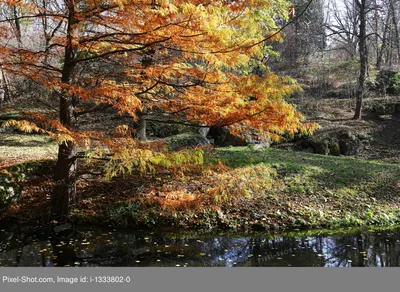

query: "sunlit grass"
(0, 132), (57, 168)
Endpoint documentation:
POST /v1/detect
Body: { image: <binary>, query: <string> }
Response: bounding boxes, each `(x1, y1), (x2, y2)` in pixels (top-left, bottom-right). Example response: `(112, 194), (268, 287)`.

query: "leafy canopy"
(0, 0), (317, 176)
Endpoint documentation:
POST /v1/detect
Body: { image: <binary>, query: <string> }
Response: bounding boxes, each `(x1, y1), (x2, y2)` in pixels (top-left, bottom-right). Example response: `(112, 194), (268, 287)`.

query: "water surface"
(1, 224), (400, 267)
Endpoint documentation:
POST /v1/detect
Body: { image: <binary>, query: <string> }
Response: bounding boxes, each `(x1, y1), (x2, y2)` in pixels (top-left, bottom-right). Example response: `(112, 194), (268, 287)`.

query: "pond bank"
(1, 147), (400, 232)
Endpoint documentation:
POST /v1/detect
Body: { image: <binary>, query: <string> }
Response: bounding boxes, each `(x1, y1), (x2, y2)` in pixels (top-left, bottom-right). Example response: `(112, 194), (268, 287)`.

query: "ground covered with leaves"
(1, 147), (399, 232)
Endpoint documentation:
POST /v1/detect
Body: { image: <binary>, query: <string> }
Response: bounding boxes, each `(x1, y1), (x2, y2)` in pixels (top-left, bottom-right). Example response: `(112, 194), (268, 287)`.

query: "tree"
(324, 0), (374, 119)
(270, 0), (326, 74)
(354, 0), (369, 119)
(0, 0), (317, 217)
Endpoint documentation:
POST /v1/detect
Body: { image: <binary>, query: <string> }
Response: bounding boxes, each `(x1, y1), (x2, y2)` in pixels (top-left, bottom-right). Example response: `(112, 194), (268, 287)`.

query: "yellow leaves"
(205, 165), (275, 205)
(114, 123), (127, 133)
(264, 31), (283, 43)
(54, 133), (75, 145)
(1, 120), (43, 134)
(103, 144), (204, 181)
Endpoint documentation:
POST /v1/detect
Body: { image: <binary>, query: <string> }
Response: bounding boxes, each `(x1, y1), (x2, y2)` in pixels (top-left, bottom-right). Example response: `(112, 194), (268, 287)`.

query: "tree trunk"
(1, 70), (10, 103)
(12, 6), (22, 45)
(0, 89), (4, 107)
(354, 0), (368, 120)
(376, 7), (391, 69)
(51, 91), (77, 216)
(51, 0), (77, 217)
(137, 112), (147, 141)
(389, 0), (400, 64)
(52, 140), (77, 217)
(0, 70), (4, 106)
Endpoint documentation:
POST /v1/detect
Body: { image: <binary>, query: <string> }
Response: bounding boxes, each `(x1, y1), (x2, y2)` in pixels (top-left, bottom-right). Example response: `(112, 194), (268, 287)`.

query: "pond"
(1, 224), (400, 267)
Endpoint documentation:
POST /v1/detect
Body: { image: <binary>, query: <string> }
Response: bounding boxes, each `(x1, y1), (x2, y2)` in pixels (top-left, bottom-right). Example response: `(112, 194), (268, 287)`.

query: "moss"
(330, 143), (341, 156)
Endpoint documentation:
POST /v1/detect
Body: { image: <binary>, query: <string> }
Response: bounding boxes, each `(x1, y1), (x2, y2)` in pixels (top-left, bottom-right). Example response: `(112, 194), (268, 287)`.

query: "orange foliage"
(0, 0), (316, 173)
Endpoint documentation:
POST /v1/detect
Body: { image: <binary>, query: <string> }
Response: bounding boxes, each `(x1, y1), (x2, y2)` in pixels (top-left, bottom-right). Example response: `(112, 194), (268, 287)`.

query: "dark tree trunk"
(376, 7), (391, 69)
(51, 0), (77, 217)
(354, 0), (368, 120)
(51, 88), (77, 217)
(390, 0), (400, 63)
(12, 6), (21, 44)
(52, 140), (77, 217)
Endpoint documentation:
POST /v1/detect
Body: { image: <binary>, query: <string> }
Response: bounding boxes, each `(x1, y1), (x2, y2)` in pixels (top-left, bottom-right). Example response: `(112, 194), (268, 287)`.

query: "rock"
(376, 70), (400, 95)
(165, 132), (210, 151)
(207, 126), (271, 148)
(296, 129), (370, 156)
(198, 124), (210, 138)
(395, 104), (400, 114)
(249, 143), (270, 151)
(208, 127), (248, 146)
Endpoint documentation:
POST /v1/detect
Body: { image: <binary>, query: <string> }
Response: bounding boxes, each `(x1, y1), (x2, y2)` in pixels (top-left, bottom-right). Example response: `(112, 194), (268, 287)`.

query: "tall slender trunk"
(12, 6), (22, 45)
(0, 69), (4, 106)
(374, 0), (379, 66)
(376, 7), (391, 69)
(354, 0), (368, 120)
(51, 1), (77, 217)
(1, 70), (10, 102)
(389, 0), (400, 63)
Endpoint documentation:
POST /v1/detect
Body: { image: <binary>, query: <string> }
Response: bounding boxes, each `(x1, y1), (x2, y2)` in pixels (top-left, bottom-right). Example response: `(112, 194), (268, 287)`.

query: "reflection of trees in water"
(310, 230), (400, 267)
(3, 227), (400, 267)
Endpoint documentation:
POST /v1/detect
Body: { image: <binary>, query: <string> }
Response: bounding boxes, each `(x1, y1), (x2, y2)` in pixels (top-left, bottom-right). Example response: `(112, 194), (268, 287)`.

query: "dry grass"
(0, 132), (57, 168)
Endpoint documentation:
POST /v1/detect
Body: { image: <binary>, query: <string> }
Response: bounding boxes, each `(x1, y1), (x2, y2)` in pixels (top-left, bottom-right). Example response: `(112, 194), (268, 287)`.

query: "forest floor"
(0, 95), (400, 231)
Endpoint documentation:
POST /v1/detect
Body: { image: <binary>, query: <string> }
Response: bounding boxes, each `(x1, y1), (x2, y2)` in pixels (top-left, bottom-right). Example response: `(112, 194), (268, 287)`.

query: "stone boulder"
(207, 126), (271, 148)
(164, 132), (211, 151)
(296, 129), (370, 156)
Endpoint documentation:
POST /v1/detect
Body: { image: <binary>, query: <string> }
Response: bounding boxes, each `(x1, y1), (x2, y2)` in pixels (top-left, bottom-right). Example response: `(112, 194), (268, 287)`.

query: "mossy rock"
(296, 129), (369, 156)
(330, 143), (341, 156)
(394, 103), (400, 114)
(165, 132), (210, 151)
(376, 70), (400, 94)
(146, 121), (195, 138)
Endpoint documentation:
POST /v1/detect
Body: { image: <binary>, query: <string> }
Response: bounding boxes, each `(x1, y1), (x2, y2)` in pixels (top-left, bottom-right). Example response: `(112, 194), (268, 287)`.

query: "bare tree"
(354, 0), (369, 119)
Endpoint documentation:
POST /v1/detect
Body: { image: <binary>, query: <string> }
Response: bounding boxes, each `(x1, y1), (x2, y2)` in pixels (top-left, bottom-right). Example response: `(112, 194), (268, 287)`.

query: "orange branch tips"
(289, 7), (296, 19)
(0, 0), (317, 215)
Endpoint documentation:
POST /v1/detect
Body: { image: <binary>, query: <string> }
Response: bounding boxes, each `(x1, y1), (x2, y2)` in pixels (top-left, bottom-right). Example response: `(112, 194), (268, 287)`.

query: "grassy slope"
(203, 147), (400, 230)
(1, 138), (399, 231)
(203, 148), (400, 227)
(60, 147), (400, 231)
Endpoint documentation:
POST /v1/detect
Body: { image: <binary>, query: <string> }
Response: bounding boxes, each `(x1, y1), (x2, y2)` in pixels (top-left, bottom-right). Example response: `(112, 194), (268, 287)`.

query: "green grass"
(209, 146), (400, 191)
(200, 147), (400, 230)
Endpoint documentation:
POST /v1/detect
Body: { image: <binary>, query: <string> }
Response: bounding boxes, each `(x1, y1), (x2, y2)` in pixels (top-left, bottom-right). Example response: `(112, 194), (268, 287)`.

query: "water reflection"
(1, 225), (400, 267)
